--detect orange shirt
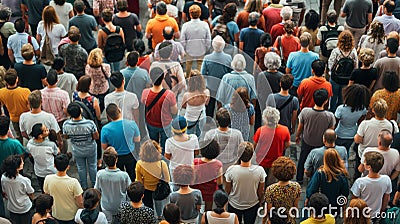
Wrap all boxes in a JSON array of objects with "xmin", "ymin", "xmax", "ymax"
[
  {"xmin": 145, "ymin": 14, "xmax": 179, "ymax": 49},
  {"xmin": 0, "ymin": 87, "xmax": 30, "ymax": 122},
  {"xmin": 297, "ymin": 76, "xmax": 333, "ymax": 110}
]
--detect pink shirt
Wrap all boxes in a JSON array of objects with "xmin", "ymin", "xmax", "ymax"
[
  {"xmin": 86, "ymin": 63, "xmax": 111, "ymax": 95},
  {"xmin": 40, "ymin": 87, "xmax": 71, "ymax": 122}
]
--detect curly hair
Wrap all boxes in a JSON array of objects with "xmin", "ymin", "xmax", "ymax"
[
  {"xmin": 173, "ymin": 165, "xmax": 194, "ymax": 186},
  {"xmin": 139, "ymin": 140, "xmax": 162, "ymax": 162},
  {"xmin": 337, "ymin": 30, "xmax": 354, "ymax": 52},
  {"xmin": 367, "ymin": 21, "xmax": 385, "ymax": 45},
  {"xmin": 343, "ymin": 84, "xmax": 370, "ymax": 112},
  {"xmin": 358, "ymin": 48, "xmax": 375, "ymax": 67},
  {"xmin": 87, "ymin": 48, "xmax": 103, "ymax": 68},
  {"xmin": 271, "ymin": 156, "xmax": 296, "ymax": 181}
]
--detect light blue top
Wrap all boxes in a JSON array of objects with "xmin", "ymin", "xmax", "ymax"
[
  {"xmin": 122, "ymin": 66, "xmax": 150, "ymax": 101},
  {"xmin": 216, "ymin": 71, "xmax": 257, "ymax": 105},
  {"xmin": 335, "ymin": 105, "xmax": 367, "ymax": 139},
  {"xmin": 287, "ymin": 51, "xmax": 319, "ymax": 87},
  {"xmin": 101, "ymin": 119, "xmax": 140, "ymax": 155},
  {"xmin": 7, "ymin": 32, "xmax": 40, "ymax": 63},
  {"xmin": 374, "ymin": 14, "xmax": 400, "ymax": 34},
  {"xmin": 201, "ymin": 51, "xmax": 232, "ymax": 92}
]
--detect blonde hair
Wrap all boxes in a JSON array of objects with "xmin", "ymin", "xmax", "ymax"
[
  {"xmin": 87, "ymin": 48, "xmax": 103, "ymax": 68},
  {"xmin": 321, "ymin": 148, "xmax": 348, "ymax": 182},
  {"xmin": 345, "ymin": 199, "xmax": 370, "ymax": 224},
  {"xmin": 372, "ymin": 98, "xmax": 388, "ymax": 118},
  {"xmin": 358, "ymin": 48, "xmax": 375, "ymax": 67}
]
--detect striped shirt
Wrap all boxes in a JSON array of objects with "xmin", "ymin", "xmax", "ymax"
[{"xmin": 41, "ymin": 87, "xmax": 71, "ymax": 122}]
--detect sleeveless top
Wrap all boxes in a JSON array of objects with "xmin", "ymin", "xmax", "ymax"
[
  {"xmin": 205, "ymin": 212, "xmax": 236, "ymax": 224},
  {"xmin": 185, "ymin": 104, "xmax": 205, "ymax": 122},
  {"xmin": 73, "ymin": 91, "xmax": 96, "ymax": 118}
]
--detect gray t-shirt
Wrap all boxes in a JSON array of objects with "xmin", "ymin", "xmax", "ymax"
[
  {"xmin": 57, "ymin": 72, "xmax": 78, "ymax": 101},
  {"xmin": 304, "ymin": 146, "xmax": 348, "ymax": 174},
  {"xmin": 298, "ymin": 108, "xmax": 335, "ymax": 147},
  {"xmin": 68, "ymin": 14, "xmax": 97, "ymax": 51},
  {"xmin": 342, "ymin": 0, "xmax": 373, "ymax": 28},
  {"xmin": 372, "ymin": 57, "xmax": 400, "ymax": 92},
  {"xmin": 19, "ymin": 111, "xmax": 60, "ymax": 137},
  {"xmin": 62, "ymin": 118, "xmax": 97, "ymax": 157},
  {"xmin": 27, "ymin": 139, "xmax": 58, "ymax": 177},
  {"xmin": 122, "ymin": 67, "xmax": 150, "ymax": 101},
  {"xmin": 170, "ymin": 189, "xmax": 203, "ymax": 221},
  {"xmin": 104, "ymin": 91, "xmax": 139, "ymax": 121},
  {"xmin": 21, "ymin": 0, "xmax": 49, "ymax": 24},
  {"xmin": 266, "ymin": 93, "xmax": 299, "ymax": 132}
]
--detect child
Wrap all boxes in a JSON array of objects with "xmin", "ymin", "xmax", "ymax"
[
  {"xmin": 1, "ymin": 155, "xmax": 35, "ymax": 223},
  {"xmin": 351, "ymin": 151, "xmax": 391, "ymax": 222},
  {"xmin": 224, "ymin": 87, "xmax": 255, "ymax": 141},
  {"xmin": 300, "ymin": 193, "xmax": 335, "ymax": 224},
  {"xmin": 27, "ymin": 123, "xmax": 59, "ymax": 192},
  {"xmin": 32, "ymin": 194, "xmax": 57, "ymax": 224},
  {"xmin": 75, "ymin": 188, "xmax": 107, "ymax": 224},
  {"xmin": 348, "ymin": 48, "xmax": 378, "ymax": 91}
]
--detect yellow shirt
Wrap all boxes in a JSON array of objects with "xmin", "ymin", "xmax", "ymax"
[
  {"xmin": 300, "ymin": 214, "xmax": 335, "ymax": 224},
  {"xmin": 135, "ymin": 160, "xmax": 170, "ymax": 191},
  {"xmin": 0, "ymin": 87, "xmax": 30, "ymax": 122}
]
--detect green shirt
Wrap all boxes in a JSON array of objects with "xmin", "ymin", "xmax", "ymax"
[{"xmin": 0, "ymin": 138, "xmax": 25, "ymax": 168}]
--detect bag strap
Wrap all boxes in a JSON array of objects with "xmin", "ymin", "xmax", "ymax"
[
  {"xmin": 102, "ymin": 27, "xmax": 111, "ymax": 35},
  {"xmin": 187, "ymin": 110, "xmax": 203, "ymax": 129},
  {"xmin": 205, "ymin": 211, "xmax": 209, "ymax": 224},
  {"xmin": 278, "ymin": 36, "xmax": 284, "ymax": 60},
  {"xmin": 390, "ymin": 120, "xmax": 395, "ymax": 136},
  {"xmin": 28, "ymin": 35, "xmax": 32, "ymax": 45},
  {"xmin": 145, "ymin": 89, "xmax": 167, "ymax": 115},
  {"xmin": 100, "ymin": 66, "xmax": 109, "ymax": 80},
  {"xmin": 160, "ymin": 161, "xmax": 164, "ymax": 179},
  {"xmin": 277, "ymin": 95, "xmax": 293, "ymax": 111}
]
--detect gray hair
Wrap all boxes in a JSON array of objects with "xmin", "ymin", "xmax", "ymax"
[
  {"xmin": 264, "ymin": 52, "xmax": 281, "ymax": 70},
  {"xmin": 0, "ymin": 7, "xmax": 12, "ymax": 20},
  {"xmin": 212, "ymin": 35, "xmax": 225, "ymax": 52},
  {"xmin": 262, "ymin": 106, "xmax": 280, "ymax": 128},
  {"xmin": 231, "ymin": 54, "xmax": 246, "ymax": 71},
  {"xmin": 280, "ymin": 6, "xmax": 293, "ymax": 21}
]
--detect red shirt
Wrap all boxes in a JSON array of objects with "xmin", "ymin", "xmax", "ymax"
[
  {"xmin": 141, "ymin": 88, "xmax": 177, "ymax": 128},
  {"xmin": 262, "ymin": 6, "xmax": 282, "ymax": 33},
  {"xmin": 272, "ymin": 35, "xmax": 300, "ymax": 61},
  {"xmin": 254, "ymin": 125, "xmax": 290, "ymax": 168},
  {"xmin": 297, "ymin": 76, "xmax": 333, "ymax": 110},
  {"xmin": 192, "ymin": 158, "xmax": 223, "ymax": 202},
  {"xmin": 138, "ymin": 55, "xmax": 150, "ymax": 72}
]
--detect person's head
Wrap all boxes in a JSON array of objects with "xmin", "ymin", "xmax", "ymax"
[
  {"xmin": 308, "ymin": 193, "xmax": 330, "ymax": 218},
  {"xmin": 304, "ymin": 9, "xmax": 319, "ymax": 31},
  {"xmin": 83, "ymin": 188, "xmax": 101, "ymax": 209},
  {"xmin": 386, "ymin": 37, "xmax": 399, "ymax": 54},
  {"xmin": 239, "ymin": 142, "xmax": 254, "ymax": 163},
  {"xmin": 31, "ymin": 123, "xmax": 49, "ymax": 140},
  {"xmin": 311, "ymin": 59, "xmax": 325, "ymax": 77},
  {"xmin": 5, "ymin": 68, "xmax": 18, "ymax": 86},
  {"xmin": 300, "ymin": 32, "xmax": 312, "ymax": 48},
  {"xmin": 264, "ymin": 52, "xmax": 281, "ymax": 71},
  {"xmin": 163, "ymin": 204, "xmax": 181, "ymax": 224},
  {"xmin": 87, "ymin": 48, "xmax": 103, "ymax": 67},
  {"xmin": 110, "ymin": 71, "xmax": 124, "ymax": 89},
  {"xmin": 21, "ymin": 43, "xmax": 34, "ymax": 61},
  {"xmin": 363, "ymin": 151, "xmax": 384, "ymax": 173},
  {"xmin": 200, "ymin": 139, "xmax": 219, "ymax": 160},
  {"xmin": 221, "ymin": 3, "xmax": 237, "ymax": 22},
  {"xmin": 126, "ymin": 51, "xmax": 139, "ymax": 67},
  {"xmin": 212, "ymin": 35, "xmax": 225, "ymax": 52},
  {"xmin": 173, "ymin": 165, "xmax": 194, "ymax": 186},
  {"xmin": 54, "ymin": 154, "xmax": 70, "ymax": 172},
  {"xmin": 271, "ymin": 156, "xmax": 296, "ymax": 181},
  {"xmin": 76, "ymin": 75, "xmax": 91, "ymax": 93},
  {"xmin": 127, "ymin": 181, "xmax": 145, "ymax": 203},
  {"xmin": 14, "ymin": 18, "xmax": 25, "ymax": 33},
  {"xmin": 28, "ymin": 90, "xmax": 42, "ymax": 109},
  {"xmin": 378, "ymin": 130, "xmax": 393, "ymax": 148},
  {"xmin": 2, "ymin": 155, "xmax": 23, "ymax": 179},
  {"xmin": 244, "ymin": 0, "xmax": 263, "ymax": 13},
  {"xmin": 188, "ymin": 70, "xmax": 206, "ymax": 92},
  {"xmin": 54, "ymin": 0, "xmax": 66, "ymax": 6},
  {"xmin": 0, "ymin": 6, "xmax": 11, "ymax": 21},
  {"xmin": 101, "ymin": 8, "xmax": 113, "ymax": 22},
  {"xmin": 338, "ymin": 30, "xmax": 355, "ymax": 52},
  {"xmin": 262, "ymin": 106, "xmax": 280, "ymax": 128},
  {"xmin": 326, "ymin": 9, "xmax": 337, "ymax": 24},
  {"xmin": 149, "ymin": 67, "xmax": 164, "ymax": 86},
  {"xmin": 67, "ymin": 102, "xmax": 82, "ymax": 119},
  {"xmin": 280, "ymin": 74, "xmax": 294, "ymax": 91},
  {"xmin": 388, "ymin": 31, "xmax": 400, "ymax": 42},
  {"xmin": 0, "ymin": 116, "xmax": 10, "ymax": 136},
  {"xmin": 283, "ymin": 20, "xmax": 295, "ymax": 35},
  {"xmin": 343, "ymin": 84, "xmax": 370, "ymax": 112},
  {"xmin": 358, "ymin": 48, "xmax": 375, "ymax": 67},
  {"xmin": 139, "ymin": 140, "xmax": 162, "ymax": 162},
  {"xmin": 162, "ymin": 26, "xmax": 174, "ymax": 40},
  {"xmin": 103, "ymin": 147, "xmax": 118, "ymax": 167},
  {"xmin": 189, "ymin": 4, "xmax": 201, "ymax": 19},
  {"xmin": 171, "ymin": 116, "xmax": 188, "ymax": 135},
  {"xmin": 156, "ymin": 1, "xmax": 168, "ymax": 15},
  {"xmin": 382, "ymin": 71, "xmax": 399, "ymax": 92},
  {"xmin": 372, "ymin": 98, "xmax": 388, "ymax": 118},
  {"xmin": 213, "ymin": 190, "xmax": 228, "ymax": 214},
  {"xmin": 313, "ymin": 88, "xmax": 329, "ymax": 107},
  {"xmin": 280, "ymin": 6, "xmax": 293, "ymax": 21},
  {"xmin": 323, "ymin": 148, "xmax": 348, "ymax": 182},
  {"xmin": 117, "ymin": 0, "xmax": 128, "ymax": 12},
  {"xmin": 248, "ymin": 12, "xmax": 260, "ymax": 27},
  {"xmin": 231, "ymin": 87, "xmax": 250, "ymax": 111},
  {"xmin": 368, "ymin": 21, "xmax": 385, "ymax": 44},
  {"xmin": 68, "ymin": 26, "xmax": 81, "ymax": 42},
  {"xmin": 52, "ymin": 57, "xmax": 65, "ymax": 71},
  {"xmin": 42, "ymin": 6, "xmax": 60, "ymax": 31},
  {"xmin": 216, "ymin": 108, "xmax": 231, "ymax": 128},
  {"xmin": 106, "ymin": 103, "xmax": 121, "ymax": 121},
  {"xmin": 33, "ymin": 194, "xmax": 54, "ymax": 217},
  {"xmin": 74, "ymin": 0, "xmax": 86, "ymax": 13},
  {"xmin": 231, "ymin": 54, "xmax": 246, "ymax": 71},
  {"xmin": 323, "ymin": 129, "xmax": 336, "ymax": 145},
  {"xmin": 271, "ymin": 0, "xmax": 280, "ymax": 3},
  {"xmin": 46, "ymin": 69, "xmax": 58, "ymax": 86},
  {"xmin": 133, "ymin": 39, "xmax": 146, "ymax": 55},
  {"xmin": 159, "ymin": 41, "xmax": 173, "ymax": 59},
  {"xmin": 260, "ymin": 33, "xmax": 272, "ymax": 48},
  {"xmin": 384, "ymin": 0, "xmax": 396, "ymax": 14},
  {"xmin": 345, "ymin": 199, "xmax": 370, "ymax": 224}
]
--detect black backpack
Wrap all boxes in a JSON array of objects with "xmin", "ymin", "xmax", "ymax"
[
  {"xmin": 73, "ymin": 100, "xmax": 100, "ymax": 129},
  {"xmin": 331, "ymin": 51, "xmax": 354, "ymax": 85},
  {"xmin": 320, "ymin": 25, "xmax": 341, "ymax": 58},
  {"xmin": 102, "ymin": 26, "xmax": 126, "ymax": 62}
]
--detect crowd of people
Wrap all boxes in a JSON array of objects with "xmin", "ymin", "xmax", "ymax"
[{"xmin": 1, "ymin": 0, "xmax": 400, "ymax": 223}]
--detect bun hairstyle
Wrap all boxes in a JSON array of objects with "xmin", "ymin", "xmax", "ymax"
[{"xmin": 213, "ymin": 190, "xmax": 228, "ymax": 214}]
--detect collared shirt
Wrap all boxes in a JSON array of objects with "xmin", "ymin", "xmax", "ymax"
[
  {"xmin": 7, "ymin": 32, "xmax": 40, "ymax": 63},
  {"xmin": 154, "ymin": 40, "xmax": 185, "ymax": 62},
  {"xmin": 374, "ymin": 14, "xmax": 400, "ymax": 34},
  {"xmin": 41, "ymin": 87, "xmax": 71, "ymax": 122},
  {"xmin": 180, "ymin": 19, "xmax": 211, "ymax": 57}
]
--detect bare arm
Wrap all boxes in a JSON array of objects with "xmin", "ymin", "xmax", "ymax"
[
  {"xmin": 249, "ymin": 114, "xmax": 255, "ymax": 125},
  {"xmin": 135, "ymin": 24, "xmax": 142, "ymax": 32},
  {"xmin": 391, "ymin": 170, "xmax": 400, "ymax": 180},
  {"xmin": 369, "ymin": 80, "xmax": 376, "ymax": 91},
  {"xmin": 367, "ymin": 13, "xmax": 373, "ymax": 26},
  {"xmin": 170, "ymin": 104, "xmax": 178, "ymax": 116},
  {"xmin": 92, "ymin": 131, "xmax": 99, "ymax": 140},
  {"xmin": 291, "ymin": 110, "xmax": 297, "ymax": 134},
  {"xmin": 257, "ymin": 182, "xmax": 265, "ymax": 206},
  {"xmin": 239, "ymin": 41, "xmax": 244, "ymax": 51},
  {"xmin": 69, "ymin": 10, "xmax": 74, "ymax": 18},
  {"xmin": 286, "ymin": 67, "xmax": 292, "ymax": 74},
  {"xmin": 101, "ymin": 143, "xmax": 109, "ymax": 150},
  {"xmin": 75, "ymin": 194, "xmax": 84, "ymax": 208},
  {"xmin": 225, "ymin": 181, "xmax": 232, "ymax": 194},
  {"xmin": 8, "ymin": 49, "xmax": 14, "ymax": 63},
  {"xmin": 133, "ymin": 136, "xmax": 140, "ymax": 143},
  {"xmin": 394, "ymin": 191, "xmax": 400, "ymax": 205},
  {"xmin": 21, "ymin": 131, "xmax": 29, "ymax": 139},
  {"xmin": 295, "ymin": 122, "xmax": 304, "ymax": 144},
  {"xmin": 381, "ymin": 194, "xmax": 390, "ymax": 212},
  {"xmin": 354, "ymin": 134, "xmax": 363, "ymax": 144},
  {"xmin": 341, "ymin": 12, "xmax": 347, "ymax": 17},
  {"xmin": 358, "ymin": 163, "xmax": 365, "ymax": 173},
  {"xmin": 93, "ymin": 98, "xmax": 101, "ymax": 121}
]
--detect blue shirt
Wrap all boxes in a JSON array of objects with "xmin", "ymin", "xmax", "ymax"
[
  {"xmin": 335, "ymin": 105, "xmax": 367, "ymax": 139},
  {"xmin": 374, "ymin": 14, "xmax": 400, "ymax": 34},
  {"xmin": 201, "ymin": 51, "xmax": 232, "ymax": 92},
  {"xmin": 216, "ymin": 71, "xmax": 257, "ymax": 105},
  {"xmin": 211, "ymin": 16, "xmax": 239, "ymax": 45},
  {"xmin": 122, "ymin": 66, "xmax": 150, "ymax": 101},
  {"xmin": 239, "ymin": 27, "xmax": 264, "ymax": 59},
  {"xmin": 7, "ymin": 33, "xmax": 40, "ymax": 63},
  {"xmin": 101, "ymin": 119, "xmax": 140, "ymax": 155},
  {"xmin": 287, "ymin": 51, "xmax": 319, "ymax": 87}
]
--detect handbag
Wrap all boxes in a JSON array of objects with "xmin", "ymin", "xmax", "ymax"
[{"xmin": 153, "ymin": 161, "xmax": 171, "ymax": 200}]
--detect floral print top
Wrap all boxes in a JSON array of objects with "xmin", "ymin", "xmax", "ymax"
[{"xmin": 85, "ymin": 63, "xmax": 111, "ymax": 95}]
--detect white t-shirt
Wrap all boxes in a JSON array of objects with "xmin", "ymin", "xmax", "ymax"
[
  {"xmin": 165, "ymin": 134, "xmax": 199, "ymax": 176},
  {"xmin": 19, "ymin": 111, "xmax": 60, "ymax": 137},
  {"xmin": 27, "ymin": 139, "xmax": 58, "ymax": 177},
  {"xmin": 75, "ymin": 209, "xmax": 108, "ymax": 224},
  {"xmin": 1, "ymin": 174, "xmax": 35, "ymax": 213},
  {"xmin": 37, "ymin": 21, "xmax": 67, "ymax": 55},
  {"xmin": 104, "ymin": 91, "xmax": 139, "ymax": 121},
  {"xmin": 204, "ymin": 128, "xmax": 244, "ymax": 164},
  {"xmin": 49, "ymin": 1, "xmax": 73, "ymax": 31},
  {"xmin": 361, "ymin": 147, "xmax": 400, "ymax": 176},
  {"xmin": 351, "ymin": 175, "xmax": 391, "ymax": 218}
]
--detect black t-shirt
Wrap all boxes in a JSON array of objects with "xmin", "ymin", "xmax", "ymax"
[
  {"xmin": 349, "ymin": 68, "xmax": 378, "ymax": 88},
  {"xmin": 14, "ymin": 63, "xmax": 47, "ymax": 91},
  {"xmin": 261, "ymin": 71, "xmax": 283, "ymax": 93},
  {"xmin": 113, "ymin": 13, "xmax": 140, "ymax": 51},
  {"xmin": 183, "ymin": 2, "xmax": 210, "ymax": 21}
]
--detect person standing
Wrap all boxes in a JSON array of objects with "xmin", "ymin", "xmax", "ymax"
[
  {"xmin": 21, "ymin": 0, "xmax": 49, "ymax": 38},
  {"xmin": 341, "ymin": 0, "xmax": 373, "ymax": 46}
]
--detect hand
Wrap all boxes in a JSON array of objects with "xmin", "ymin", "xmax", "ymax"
[{"xmin": 295, "ymin": 135, "xmax": 301, "ymax": 144}]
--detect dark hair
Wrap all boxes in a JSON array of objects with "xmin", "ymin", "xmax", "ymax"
[
  {"xmin": 117, "ymin": 0, "xmax": 128, "ymax": 12},
  {"xmin": 2, "ymin": 155, "xmax": 22, "ymax": 179},
  {"xmin": 46, "ymin": 69, "xmax": 58, "ymax": 86},
  {"xmin": 239, "ymin": 142, "xmax": 254, "ymax": 162},
  {"xmin": 280, "ymin": 74, "xmax": 294, "ymax": 90},
  {"xmin": 200, "ymin": 140, "xmax": 219, "ymax": 159},
  {"xmin": 133, "ymin": 39, "xmax": 146, "ymax": 55},
  {"xmin": 156, "ymin": 1, "xmax": 167, "ymax": 15},
  {"xmin": 54, "ymin": 0, "xmax": 66, "ymax": 5},
  {"xmin": 74, "ymin": 0, "xmax": 85, "ymax": 13},
  {"xmin": 213, "ymin": 190, "xmax": 228, "ymax": 215},
  {"xmin": 364, "ymin": 151, "xmax": 384, "ymax": 173},
  {"xmin": 326, "ymin": 10, "xmax": 338, "ymax": 23},
  {"xmin": 216, "ymin": 108, "xmax": 231, "ymax": 127},
  {"xmin": 31, "ymin": 123, "xmax": 44, "ymax": 139},
  {"xmin": 313, "ymin": 88, "xmax": 329, "ymax": 107},
  {"xmin": 343, "ymin": 84, "xmax": 370, "ymax": 112},
  {"xmin": 382, "ymin": 71, "xmax": 399, "ymax": 92},
  {"xmin": 304, "ymin": 9, "xmax": 319, "ymax": 31},
  {"xmin": 101, "ymin": 9, "xmax": 113, "ymax": 22},
  {"xmin": 106, "ymin": 103, "xmax": 120, "ymax": 120},
  {"xmin": 311, "ymin": 59, "xmax": 325, "ymax": 77},
  {"xmin": 110, "ymin": 71, "xmax": 124, "ymax": 88},
  {"xmin": 77, "ymin": 75, "xmax": 91, "ymax": 93},
  {"xmin": 5, "ymin": 68, "xmax": 18, "ymax": 86},
  {"xmin": 14, "ymin": 18, "xmax": 25, "ymax": 33},
  {"xmin": 387, "ymin": 38, "xmax": 399, "ymax": 54},
  {"xmin": 173, "ymin": 165, "xmax": 194, "ymax": 186},
  {"xmin": 219, "ymin": 3, "xmax": 237, "ymax": 24},
  {"xmin": 33, "ymin": 194, "xmax": 54, "ymax": 217},
  {"xmin": 159, "ymin": 41, "xmax": 172, "ymax": 59},
  {"xmin": 384, "ymin": 0, "xmax": 396, "ymax": 13},
  {"xmin": 309, "ymin": 193, "xmax": 330, "ymax": 218},
  {"xmin": 54, "ymin": 154, "xmax": 70, "ymax": 172},
  {"xmin": 163, "ymin": 203, "xmax": 181, "ymax": 224},
  {"xmin": 127, "ymin": 181, "xmax": 145, "ymax": 203},
  {"xmin": 150, "ymin": 67, "xmax": 164, "ymax": 86},
  {"xmin": 52, "ymin": 57, "xmax": 65, "ymax": 71},
  {"xmin": 103, "ymin": 147, "xmax": 118, "ymax": 167},
  {"xmin": 260, "ymin": 33, "xmax": 272, "ymax": 47},
  {"xmin": 0, "ymin": 116, "xmax": 10, "ymax": 136},
  {"xmin": 126, "ymin": 51, "xmax": 139, "ymax": 67},
  {"xmin": 83, "ymin": 188, "xmax": 101, "ymax": 209},
  {"xmin": 67, "ymin": 102, "xmax": 82, "ymax": 118},
  {"xmin": 163, "ymin": 26, "xmax": 174, "ymax": 40}
]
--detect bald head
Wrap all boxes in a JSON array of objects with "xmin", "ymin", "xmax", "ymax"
[
  {"xmin": 388, "ymin": 31, "xmax": 400, "ymax": 42},
  {"xmin": 323, "ymin": 129, "xmax": 337, "ymax": 144},
  {"xmin": 163, "ymin": 26, "xmax": 174, "ymax": 40},
  {"xmin": 379, "ymin": 130, "xmax": 393, "ymax": 148}
]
